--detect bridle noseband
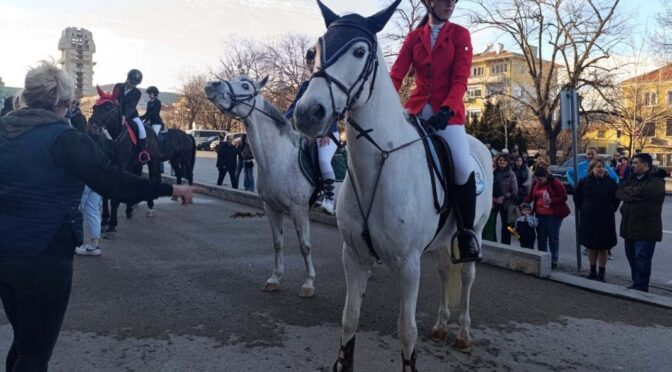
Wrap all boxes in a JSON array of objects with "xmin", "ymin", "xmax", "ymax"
[{"xmin": 213, "ymin": 78, "xmax": 288, "ymax": 127}]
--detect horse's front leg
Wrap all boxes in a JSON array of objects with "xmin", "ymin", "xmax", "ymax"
[
  {"xmin": 101, "ymin": 197, "xmax": 110, "ymax": 226},
  {"xmin": 262, "ymin": 204, "xmax": 284, "ymax": 292},
  {"xmin": 432, "ymin": 246, "xmax": 454, "ymax": 342},
  {"xmin": 397, "ymin": 254, "xmax": 421, "ymax": 372},
  {"xmin": 455, "ymin": 261, "xmax": 476, "ymax": 352},
  {"xmin": 334, "ymin": 244, "xmax": 372, "ymax": 372},
  {"xmin": 107, "ymin": 199, "xmax": 120, "ymax": 233},
  {"xmin": 289, "ymin": 206, "xmax": 315, "ymax": 298}
]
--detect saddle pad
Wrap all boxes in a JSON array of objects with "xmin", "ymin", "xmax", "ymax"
[
  {"xmin": 470, "ymin": 153, "xmax": 486, "ymax": 196},
  {"xmin": 299, "ymin": 137, "xmax": 347, "ymax": 187}
]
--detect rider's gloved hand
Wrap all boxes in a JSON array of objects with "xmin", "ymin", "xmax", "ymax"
[{"xmin": 425, "ymin": 107, "xmax": 454, "ymax": 131}]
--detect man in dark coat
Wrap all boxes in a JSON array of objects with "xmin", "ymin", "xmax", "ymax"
[
  {"xmin": 216, "ymin": 135, "xmax": 239, "ymax": 188},
  {"xmin": 616, "ymin": 153, "xmax": 666, "ymax": 292}
]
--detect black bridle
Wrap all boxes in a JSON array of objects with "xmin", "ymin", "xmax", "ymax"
[
  {"xmin": 311, "ymin": 23, "xmax": 379, "ymax": 123},
  {"xmin": 311, "ymin": 22, "xmax": 433, "ymax": 263},
  {"xmin": 90, "ymin": 102, "xmax": 122, "ymax": 140},
  {"xmin": 214, "ymin": 78, "xmax": 286, "ymax": 126}
]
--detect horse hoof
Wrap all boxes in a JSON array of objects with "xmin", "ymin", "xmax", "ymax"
[
  {"xmin": 454, "ymin": 337, "xmax": 472, "ymax": 352},
  {"xmin": 146, "ymin": 210, "xmax": 154, "ymax": 217},
  {"xmin": 262, "ymin": 282, "xmax": 280, "ymax": 292},
  {"xmin": 298, "ymin": 287, "xmax": 315, "ymax": 298},
  {"xmin": 431, "ymin": 328, "xmax": 449, "ymax": 342}
]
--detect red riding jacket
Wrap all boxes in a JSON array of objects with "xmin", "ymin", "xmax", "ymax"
[{"xmin": 390, "ymin": 22, "xmax": 473, "ymax": 126}]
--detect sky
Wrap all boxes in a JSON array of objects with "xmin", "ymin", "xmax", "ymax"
[{"xmin": 0, "ymin": 0, "xmax": 666, "ymax": 92}]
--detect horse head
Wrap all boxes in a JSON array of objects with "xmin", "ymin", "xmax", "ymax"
[
  {"xmin": 292, "ymin": 0, "xmax": 400, "ymax": 137},
  {"xmin": 89, "ymin": 86, "xmax": 122, "ymax": 138},
  {"xmin": 204, "ymin": 75, "xmax": 269, "ymax": 121}
]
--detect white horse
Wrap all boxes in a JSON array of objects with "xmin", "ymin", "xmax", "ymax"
[
  {"xmin": 292, "ymin": 1, "xmax": 493, "ymax": 371},
  {"xmin": 204, "ymin": 76, "xmax": 318, "ymax": 298}
]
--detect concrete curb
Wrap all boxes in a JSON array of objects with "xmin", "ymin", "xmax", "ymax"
[
  {"xmin": 481, "ymin": 242, "xmax": 551, "ymax": 278},
  {"xmin": 549, "ymin": 272, "xmax": 672, "ymax": 309}
]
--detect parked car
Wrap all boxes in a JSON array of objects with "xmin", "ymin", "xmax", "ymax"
[
  {"xmin": 196, "ymin": 136, "xmax": 219, "ymax": 151},
  {"xmin": 549, "ymin": 153, "xmax": 611, "ymax": 193}
]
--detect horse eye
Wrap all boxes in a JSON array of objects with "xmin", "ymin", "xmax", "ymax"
[
  {"xmin": 242, "ymin": 83, "xmax": 250, "ymax": 90},
  {"xmin": 353, "ymin": 47, "xmax": 366, "ymax": 58}
]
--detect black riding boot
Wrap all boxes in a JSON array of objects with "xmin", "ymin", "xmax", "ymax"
[
  {"xmin": 453, "ymin": 172, "xmax": 480, "ymax": 262},
  {"xmin": 321, "ymin": 179, "xmax": 336, "ymax": 215}
]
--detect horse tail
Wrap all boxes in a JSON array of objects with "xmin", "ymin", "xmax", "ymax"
[
  {"xmin": 447, "ymin": 243, "xmax": 462, "ymax": 307},
  {"xmin": 190, "ymin": 134, "xmax": 196, "ymax": 172}
]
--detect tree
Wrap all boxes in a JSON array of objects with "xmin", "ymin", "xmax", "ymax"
[
  {"xmin": 467, "ymin": 0, "xmax": 625, "ymax": 164},
  {"xmin": 653, "ymin": 3, "xmax": 672, "ymax": 62},
  {"xmin": 179, "ymin": 74, "xmax": 209, "ymax": 129},
  {"xmin": 467, "ymin": 100, "xmax": 527, "ymax": 152}
]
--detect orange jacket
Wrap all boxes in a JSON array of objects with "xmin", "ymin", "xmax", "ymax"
[{"xmin": 390, "ymin": 22, "xmax": 472, "ymax": 126}]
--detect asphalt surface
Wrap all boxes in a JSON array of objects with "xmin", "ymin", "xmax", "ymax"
[
  {"xmin": 1, "ymin": 193, "xmax": 671, "ymax": 371},
  {"xmin": 176, "ymin": 151, "xmax": 672, "ymax": 292}
]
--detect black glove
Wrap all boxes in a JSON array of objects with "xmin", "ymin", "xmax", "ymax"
[{"xmin": 425, "ymin": 107, "xmax": 454, "ymax": 131}]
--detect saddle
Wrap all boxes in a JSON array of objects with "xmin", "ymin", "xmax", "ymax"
[
  {"xmin": 299, "ymin": 137, "xmax": 347, "ymax": 206},
  {"xmin": 123, "ymin": 117, "xmax": 150, "ymax": 164},
  {"xmin": 409, "ymin": 117, "xmax": 453, "ymax": 233}
]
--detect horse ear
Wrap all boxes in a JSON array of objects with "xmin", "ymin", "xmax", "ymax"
[
  {"xmin": 96, "ymin": 85, "xmax": 105, "ymax": 97},
  {"xmin": 316, "ymin": 0, "xmax": 340, "ymax": 28},
  {"xmin": 258, "ymin": 76, "xmax": 269, "ymax": 89},
  {"xmin": 366, "ymin": 0, "xmax": 402, "ymax": 33}
]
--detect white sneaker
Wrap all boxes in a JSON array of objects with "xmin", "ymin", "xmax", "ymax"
[
  {"xmin": 76, "ymin": 244, "xmax": 101, "ymax": 256},
  {"xmin": 321, "ymin": 198, "xmax": 335, "ymax": 215}
]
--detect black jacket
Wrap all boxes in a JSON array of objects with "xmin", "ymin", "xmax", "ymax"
[
  {"xmin": 217, "ymin": 141, "xmax": 239, "ymax": 168},
  {"xmin": 113, "ymin": 83, "xmax": 141, "ymax": 120},
  {"xmin": 616, "ymin": 171, "xmax": 666, "ymax": 242},
  {"xmin": 574, "ymin": 175, "xmax": 620, "ymax": 249},
  {"xmin": 141, "ymin": 98, "xmax": 163, "ymax": 125}
]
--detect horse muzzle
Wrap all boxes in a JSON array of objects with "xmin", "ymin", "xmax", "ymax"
[{"xmin": 293, "ymin": 100, "xmax": 330, "ymax": 138}]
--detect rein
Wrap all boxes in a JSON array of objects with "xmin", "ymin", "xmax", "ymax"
[{"xmin": 217, "ymin": 79, "xmax": 287, "ymax": 127}]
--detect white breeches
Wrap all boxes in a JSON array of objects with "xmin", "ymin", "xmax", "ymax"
[
  {"xmin": 132, "ymin": 117, "xmax": 147, "ymax": 139},
  {"xmin": 318, "ymin": 132, "xmax": 339, "ymax": 180},
  {"xmin": 152, "ymin": 124, "xmax": 162, "ymax": 135},
  {"xmin": 420, "ymin": 104, "xmax": 472, "ymax": 185}
]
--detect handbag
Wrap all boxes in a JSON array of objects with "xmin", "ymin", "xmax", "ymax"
[{"xmin": 506, "ymin": 203, "xmax": 521, "ymax": 225}]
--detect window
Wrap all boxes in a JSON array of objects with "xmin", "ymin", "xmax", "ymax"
[
  {"xmin": 467, "ymin": 109, "xmax": 481, "ymax": 118},
  {"xmin": 490, "ymin": 63, "xmax": 507, "ymax": 74},
  {"xmin": 617, "ymin": 130, "xmax": 622, "ymax": 138},
  {"xmin": 667, "ymin": 119, "xmax": 672, "ymax": 136},
  {"xmin": 597, "ymin": 130, "xmax": 606, "ymax": 139},
  {"xmin": 642, "ymin": 122, "xmax": 656, "ymax": 137},
  {"xmin": 472, "ymin": 67, "xmax": 484, "ymax": 76},
  {"xmin": 467, "ymin": 87, "xmax": 482, "ymax": 98},
  {"xmin": 644, "ymin": 92, "xmax": 657, "ymax": 106},
  {"xmin": 668, "ymin": 91, "xmax": 672, "ymax": 105}
]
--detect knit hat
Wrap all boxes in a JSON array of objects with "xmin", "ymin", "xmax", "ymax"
[{"xmin": 519, "ymin": 203, "xmax": 531, "ymax": 212}]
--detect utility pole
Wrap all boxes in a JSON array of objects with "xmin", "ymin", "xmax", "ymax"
[{"xmin": 561, "ymin": 89, "xmax": 581, "ymax": 271}]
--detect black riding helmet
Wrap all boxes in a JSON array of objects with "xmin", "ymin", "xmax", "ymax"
[
  {"xmin": 146, "ymin": 86, "xmax": 159, "ymax": 95},
  {"xmin": 305, "ymin": 47, "xmax": 316, "ymax": 63},
  {"xmin": 421, "ymin": 0, "xmax": 458, "ymax": 23},
  {"xmin": 127, "ymin": 69, "xmax": 143, "ymax": 85}
]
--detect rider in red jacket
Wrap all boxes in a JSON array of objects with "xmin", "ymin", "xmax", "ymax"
[{"xmin": 391, "ymin": 0, "xmax": 478, "ymax": 259}]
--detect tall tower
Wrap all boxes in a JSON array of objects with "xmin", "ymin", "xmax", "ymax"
[{"xmin": 58, "ymin": 27, "xmax": 96, "ymax": 98}]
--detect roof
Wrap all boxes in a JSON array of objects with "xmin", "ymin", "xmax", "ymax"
[
  {"xmin": 622, "ymin": 64, "xmax": 672, "ymax": 84},
  {"xmin": 472, "ymin": 50, "xmax": 559, "ymax": 67}
]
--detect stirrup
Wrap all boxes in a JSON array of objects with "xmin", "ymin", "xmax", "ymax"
[
  {"xmin": 401, "ymin": 349, "xmax": 418, "ymax": 372},
  {"xmin": 138, "ymin": 150, "xmax": 151, "ymax": 164},
  {"xmin": 333, "ymin": 337, "xmax": 355, "ymax": 372},
  {"xmin": 450, "ymin": 229, "xmax": 482, "ymax": 264}
]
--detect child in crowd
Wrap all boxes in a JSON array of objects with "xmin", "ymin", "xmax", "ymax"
[{"xmin": 514, "ymin": 203, "xmax": 538, "ymax": 249}]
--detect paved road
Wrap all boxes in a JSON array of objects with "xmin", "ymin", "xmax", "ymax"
[
  {"xmin": 2, "ymin": 193, "xmax": 670, "ymax": 371},
  {"xmin": 175, "ymin": 152, "xmax": 672, "ymax": 291}
]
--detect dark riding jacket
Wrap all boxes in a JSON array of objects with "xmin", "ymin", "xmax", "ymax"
[
  {"xmin": 0, "ymin": 108, "xmax": 173, "ymax": 257},
  {"xmin": 141, "ymin": 98, "xmax": 164, "ymax": 126},
  {"xmin": 113, "ymin": 83, "xmax": 141, "ymax": 121}
]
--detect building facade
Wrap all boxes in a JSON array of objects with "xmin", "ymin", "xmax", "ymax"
[
  {"xmin": 583, "ymin": 64, "xmax": 672, "ymax": 166},
  {"xmin": 58, "ymin": 27, "xmax": 96, "ymax": 98}
]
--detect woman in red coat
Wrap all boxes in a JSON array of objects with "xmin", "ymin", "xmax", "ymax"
[{"xmin": 391, "ymin": 0, "xmax": 478, "ymax": 257}]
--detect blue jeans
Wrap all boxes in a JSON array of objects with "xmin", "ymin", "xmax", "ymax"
[
  {"xmin": 624, "ymin": 240, "xmax": 656, "ymax": 292},
  {"xmin": 236, "ymin": 158, "xmax": 244, "ymax": 181},
  {"xmin": 536, "ymin": 215, "xmax": 562, "ymax": 263},
  {"xmin": 243, "ymin": 164, "xmax": 255, "ymax": 192},
  {"xmin": 81, "ymin": 186, "xmax": 102, "ymax": 240}
]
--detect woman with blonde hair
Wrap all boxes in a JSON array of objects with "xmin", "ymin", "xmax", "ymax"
[
  {"xmin": 0, "ymin": 61, "xmax": 199, "ymax": 371},
  {"xmin": 573, "ymin": 158, "xmax": 620, "ymax": 281}
]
